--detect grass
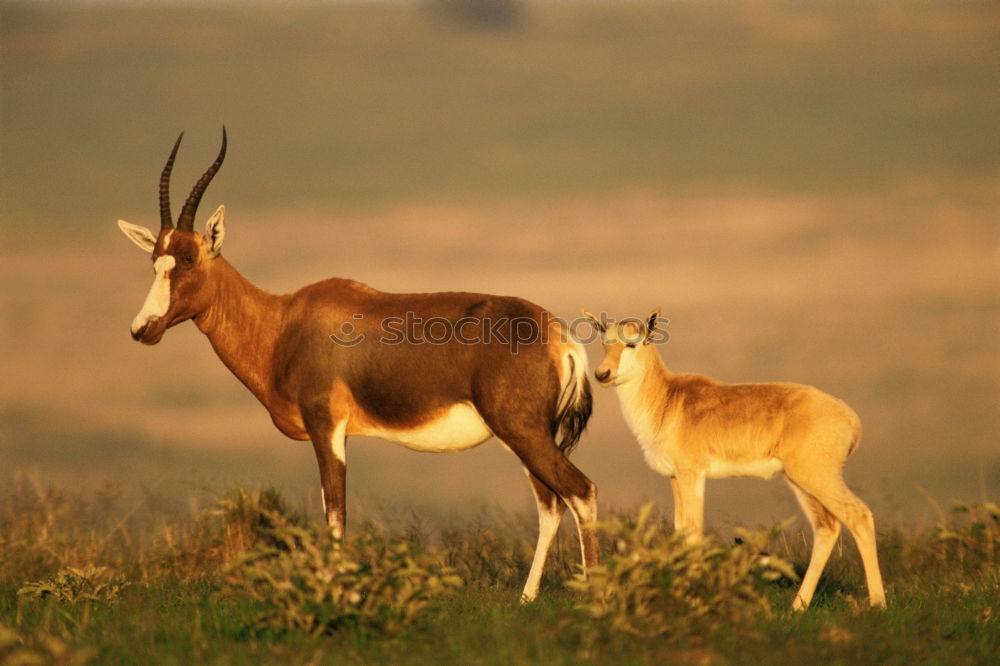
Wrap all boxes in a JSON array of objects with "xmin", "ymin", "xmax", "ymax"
[{"xmin": 1, "ymin": 477, "xmax": 997, "ymax": 665}]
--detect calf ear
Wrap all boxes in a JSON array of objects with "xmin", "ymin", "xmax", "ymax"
[
  {"xmin": 117, "ymin": 219, "xmax": 156, "ymax": 252},
  {"xmin": 205, "ymin": 205, "xmax": 225, "ymax": 256},
  {"xmin": 645, "ymin": 307, "xmax": 662, "ymax": 342}
]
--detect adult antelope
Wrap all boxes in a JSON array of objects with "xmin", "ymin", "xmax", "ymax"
[
  {"xmin": 117, "ymin": 129, "xmax": 599, "ymax": 600},
  {"xmin": 581, "ymin": 308, "xmax": 886, "ymax": 610}
]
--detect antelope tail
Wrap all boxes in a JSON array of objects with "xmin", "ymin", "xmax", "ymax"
[{"xmin": 554, "ymin": 340, "xmax": 592, "ymax": 456}]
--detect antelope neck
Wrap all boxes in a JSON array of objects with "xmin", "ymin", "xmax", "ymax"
[{"xmin": 194, "ymin": 258, "xmax": 290, "ymax": 404}]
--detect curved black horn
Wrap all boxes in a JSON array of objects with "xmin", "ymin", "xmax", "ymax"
[
  {"xmin": 159, "ymin": 132, "xmax": 184, "ymax": 230},
  {"xmin": 177, "ymin": 126, "xmax": 227, "ymax": 231}
]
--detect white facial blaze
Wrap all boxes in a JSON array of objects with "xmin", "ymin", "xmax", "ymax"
[
  {"xmin": 131, "ymin": 255, "xmax": 176, "ymax": 334},
  {"xmin": 611, "ymin": 346, "xmax": 640, "ymax": 384}
]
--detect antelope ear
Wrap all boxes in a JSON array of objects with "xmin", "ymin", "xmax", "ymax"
[
  {"xmin": 117, "ymin": 219, "xmax": 156, "ymax": 253},
  {"xmin": 645, "ymin": 307, "xmax": 662, "ymax": 341},
  {"xmin": 581, "ymin": 309, "xmax": 607, "ymax": 333},
  {"xmin": 205, "ymin": 205, "xmax": 225, "ymax": 256}
]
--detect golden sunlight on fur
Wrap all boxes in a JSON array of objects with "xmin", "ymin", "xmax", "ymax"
[{"xmin": 583, "ymin": 308, "xmax": 886, "ymax": 610}]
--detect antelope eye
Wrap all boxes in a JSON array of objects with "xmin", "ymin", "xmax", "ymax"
[
  {"xmin": 625, "ymin": 342, "xmax": 637, "ymax": 349},
  {"xmin": 182, "ymin": 254, "xmax": 195, "ymax": 265}
]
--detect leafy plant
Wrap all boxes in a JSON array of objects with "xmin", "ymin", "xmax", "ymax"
[
  {"xmin": 226, "ymin": 512, "xmax": 463, "ymax": 636},
  {"xmin": 934, "ymin": 501, "xmax": 999, "ymax": 570},
  {"xmin": 17, "ymin": 566, "xmax": 128, "ymax": 605},
  {"xmin": 567, "ymin": 504, "xmax": 797, "ymax": 640}
]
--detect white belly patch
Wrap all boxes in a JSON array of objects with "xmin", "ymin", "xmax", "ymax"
[
  {"xmin": 706, "ymin": 457, "xmax": 784, "ymax": 480},
  {"xmin": 360, "ymin": 402, "xmax": 493, "ymax": 453}
]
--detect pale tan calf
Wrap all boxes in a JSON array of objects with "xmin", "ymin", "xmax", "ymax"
[{"xmin": 583, "ymin": 308, "xmax": 886, "ymax": 610}]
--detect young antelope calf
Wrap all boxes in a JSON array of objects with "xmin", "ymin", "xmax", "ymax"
[{"xmin": 582, "ymin": 308, "xmax": 886, "ymax": 610}]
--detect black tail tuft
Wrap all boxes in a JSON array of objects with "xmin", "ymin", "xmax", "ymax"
[{"xmin": 556, "ymin": 360, "xmax": 592, "ymax": 456}]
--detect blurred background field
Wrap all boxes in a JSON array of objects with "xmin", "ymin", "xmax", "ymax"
[{"xmin": 1, "ymin": 0, "xmax": 997, "ymax": 532}]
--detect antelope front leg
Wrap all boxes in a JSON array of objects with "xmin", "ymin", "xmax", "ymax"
[{"xmin": 309, "ymin": 418, "xmax": 348, "ymax": 539}]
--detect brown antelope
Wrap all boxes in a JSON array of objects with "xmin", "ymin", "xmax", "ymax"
[
  {"xmin": 117, "ymin": 129, "xmax": 599, "ymax": 600},
  {"xmin": 582, "ymin": 308, "xmax": 886, "ymax": 610}
]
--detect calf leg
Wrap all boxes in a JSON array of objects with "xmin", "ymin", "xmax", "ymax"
[
  {"xmin": 674, "ymin": 469, "xmax": 706, "ymax": 540},
  {"xmin": 787, "ymin": 470, "xmax": 886, "ymax": 608},
  {"xmin": 670, "ymin": 476, "xmax": 683, "ymax": 533},
  {"xmin": 787, "ymin": 480, "xmax": 842, "ymax": 610}
]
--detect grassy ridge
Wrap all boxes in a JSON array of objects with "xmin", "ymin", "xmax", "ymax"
[{"xmin": 2, "ymin": 478, "xmax": 997, "ymax": 664}]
